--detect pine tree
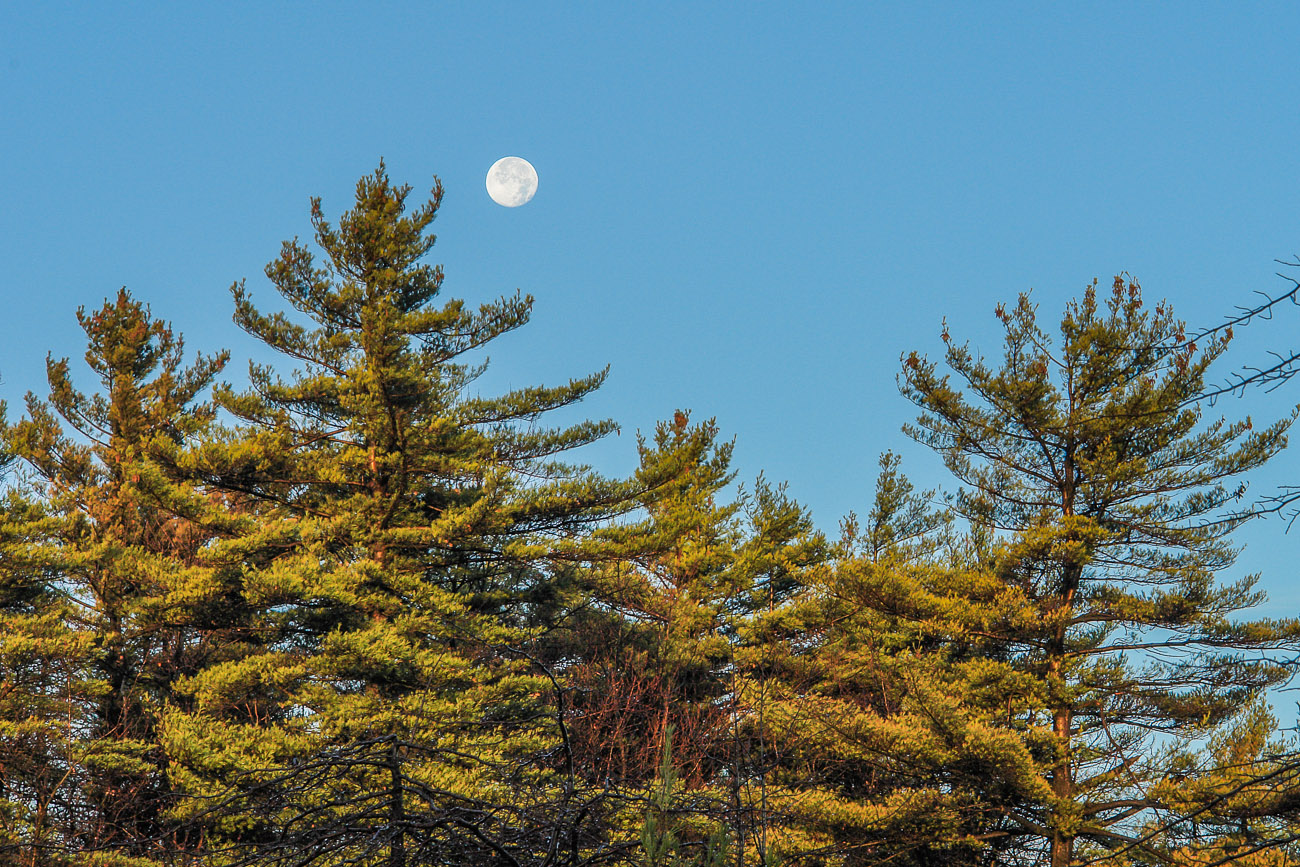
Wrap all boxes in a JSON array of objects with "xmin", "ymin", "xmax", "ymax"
[
  {"xmin": 1, "ymin": 289, "xmax": 229, "ymax": 864},
  {"xmin": 639, "ymin": 727, "xmax": 732, "ymax": 867},
  {"xmin": 744, "ymin": 456, "xmax": 1014, "ymax": 867},
  {"xmin": 559, "ymin": 411, "xmax": 833, "ymax": 866},
  {"xmin": 0, "ymin": 485, "xmax": 99, "ymax": 867},
  {"xmin": 565, "ymin": 412, "xmax": 743, "ymax": 790},
  {"xmin": 161, "ymin": 163, "xmax": 645, "ymax": 866},
  {"xmin": 889, "ymin": 277, "xmax": 1300, "ymax": 865},
  {"xmin": 1159, "ymin": 702, "xmax": 1300, "ymax": 865}
]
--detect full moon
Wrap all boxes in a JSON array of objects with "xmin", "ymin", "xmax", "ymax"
[{"xmin": 485, "ymin": 156, "xmax": 538, "ymax": 207}]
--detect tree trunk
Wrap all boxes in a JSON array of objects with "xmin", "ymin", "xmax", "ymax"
[
  {"xmin": 1048, "ymin": 559, "xmax": 1081, "ymax": 867},
  {"xmin": 389, "ymin": 739, "xmax": 405, "ymax": 867},
  {"xmin": 1050, "ymin": 448, "xmax": 1078, "ymax": 867},
  {"xmin": 1049, "ymin": 698, "xmax": 1073, "ymax": 867}
]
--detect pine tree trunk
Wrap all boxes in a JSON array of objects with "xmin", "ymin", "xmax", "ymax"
[
  {"xmin": 1049, "ymin": 701, "xmax": 1073, "ymax": 867},
  {"xmin": 1048, "ymin": 558, "xmax": 1081, "ymax": 867},
  {"xmin": 1051, "ymin": 449, "xmax": 1078, "ymax": 867},
  {"xmin": 389, "ymin": 739, "xmax": 405, "ymax": 867}
]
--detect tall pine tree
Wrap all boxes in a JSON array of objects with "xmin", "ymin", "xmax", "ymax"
[
  {"xmin": 745, "ymin": 455, "xmax": 1014, "ymax": 867},
  {"xmin": 0, "ymin": 485, "xmax": 99, "ymax": 867},
  {"xmin": 2, "ymin": 289, "xmax": 229, "ymax": 865},
  {"xmin": 162, "ymin": 163, "xmax": 646, "ymax": 867},
  {"xmin": 564, "ymin": 412, "xmax": 743, "ymax": 790},
  {"xmin": 560, "ymin": 411, "xmax": 830, "ymax": 865},
  {"xmin": 891, "ymin": 277, "xmax": 1300, "ymax": 865}
]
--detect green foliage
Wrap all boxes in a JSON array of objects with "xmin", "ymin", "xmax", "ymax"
[
  {"xmin": 891, "ymin": 277, "xmax": 1300, "ymax": 864},
  {"xmin": 558, "ymin": 410, "xmax": 831, "ymax": 864},
  {"xmin": 2, "ymin": 290, "xmax": 228, "ymax": 864},
  {"xmin": 745, "ymin": 457, "xmax": 1008, "ymax": 866},
  {"xmin": 0, "ymin": 491, "xmax": 98, "ymax": 867},
  {"xmin": 1151, "ymin": 702, "xmax": 1300, "ymax": 865},
  {"xmin": 161, "ymin": 163, "xmax": 644, "ymax": 866},
  {"xmin": 640, "ymin": 728, "xmax": 731, "ymax": 867},
  {"xmin": 4, "ymin": 167, "xmax": 1300, "ymax": 867}
]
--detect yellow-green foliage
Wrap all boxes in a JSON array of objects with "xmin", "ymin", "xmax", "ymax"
[
  {"xmin": 157, "ymin": 164, "xmax": 648, "ymax": 866},
  {"xmin": 4, "ymin": 172, "xmax": 1300, "ymax": 867}
]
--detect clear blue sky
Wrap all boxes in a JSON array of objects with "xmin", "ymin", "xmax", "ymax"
[{"xmin": 3, "ymin": 4, "xmax": 1299, "ymax": 621}]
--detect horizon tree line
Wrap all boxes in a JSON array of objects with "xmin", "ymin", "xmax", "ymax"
[{"xmin": 2, "ymin": 163, "xmax": 1299, "ymax": 867}]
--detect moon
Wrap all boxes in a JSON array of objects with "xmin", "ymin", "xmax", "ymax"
[{"xmin": 486, "ymin": 156, "xmax": 538, "ymax": 207}]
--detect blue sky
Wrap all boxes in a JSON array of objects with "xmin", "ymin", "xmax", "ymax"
[{"xmin": 3, "ymin": 4, "xmax": 1300, "ymax": 622}]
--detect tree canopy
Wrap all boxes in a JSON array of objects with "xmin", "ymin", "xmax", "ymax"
[{"xmin": 2, "ymin": 170, "xmax": 1299, "ymax": 867}]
